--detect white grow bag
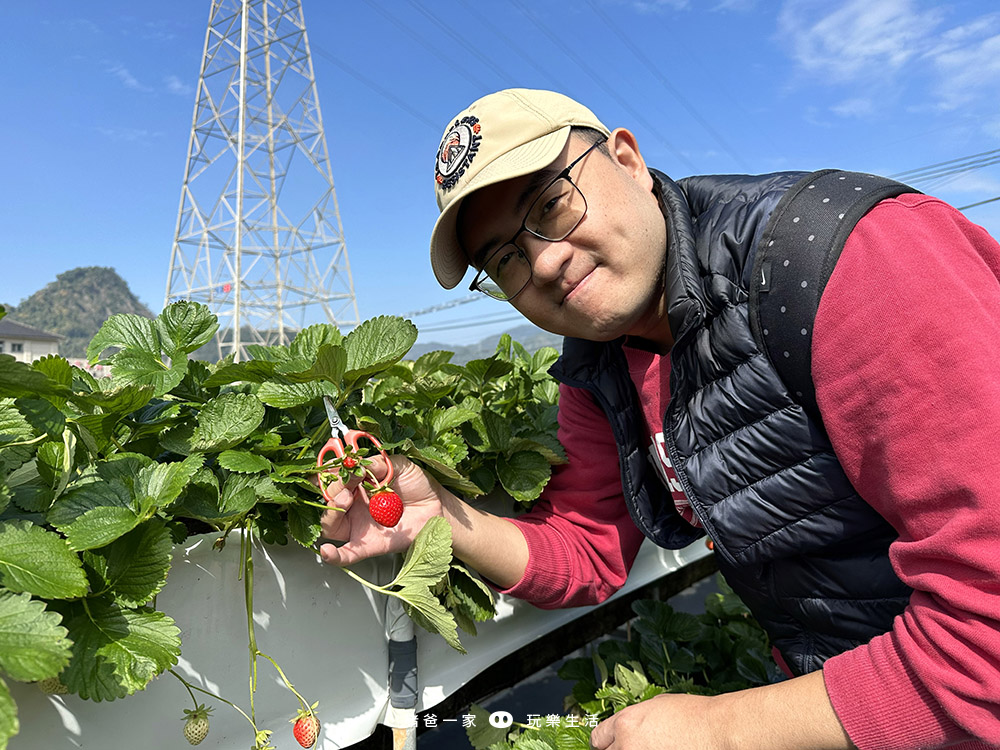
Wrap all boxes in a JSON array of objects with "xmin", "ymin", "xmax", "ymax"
[{"xmin": 10, "ymin": 529, "xmax": 709, "ymax": 749}]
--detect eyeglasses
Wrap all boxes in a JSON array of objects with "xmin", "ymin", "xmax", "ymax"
[{"xmin": 469, "ymin": 137, "xmax": 607, "ymax": 301}]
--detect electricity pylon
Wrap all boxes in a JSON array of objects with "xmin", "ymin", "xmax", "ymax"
[{"xmin": 165, "ymin": 0, "xmax": 358, "ymax": 361}]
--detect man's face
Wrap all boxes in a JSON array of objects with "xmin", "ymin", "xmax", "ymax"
[{"xmin": 457, "ymin": 130, "xmax": 671, "ymax": 346}]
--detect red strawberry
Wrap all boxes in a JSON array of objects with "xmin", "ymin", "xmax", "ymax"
[
  {"xmin": 182, "ymin": 704, "xmax": 213, "ymax": 745},
  {"xmin": 368, "ymin": 490, "xmax": 403, "ymax": 527},
  {"xmin": 342, "ymin": 456, "xmax": 358, "ymax": 469},
  {"xmin": 291, "ymin": 710, "xmax": 320, "ymax": 748}
]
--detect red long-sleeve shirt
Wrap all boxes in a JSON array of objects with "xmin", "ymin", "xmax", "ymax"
[{"xmin": 495, "ymin": 194, "xmax": 1000, "ymax": 748}]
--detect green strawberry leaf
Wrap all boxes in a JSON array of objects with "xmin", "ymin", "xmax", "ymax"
[
  {"xmin": 343, "ymin": 316, "xmax": 418, "ymax": 386},
  {"xmin": 401, "ymin": 587, "xmax": 464, "ymax": 654},
  {"xmin": 203, "ymin": 359, "xmax": 278, "ymax": 387},
  {"xmin": 218, "ymin": 475, "xmax": 262, "ymax": 517},
  {"xmin": 57, "ymin": 597, "xmax": 180, "ymax": 701},
  {"xmin": 429, "ymin": 406, "xmax": 477, "ymax": 436},
  {"xmin": 77, "ymin": 384, "xmax": 156, "ymax": 415},
  {"xmin": 481, "ymin": 409, "xmax": 511, "ymax": 452},
  {"xmin": 108, "ymin": 349, "xmax": 187, "ymax": 398},
  {"xmin": 191, "ymin": 393, "xmax": 265, "ymax": 451},
  {"xmin": 31, "ymin": 354, "xmax": 74, "ymax": 390},
  {"xmin": 83, "ymin": 521, "xmax": 173, "ymax": 607},
  {"xmin": 466, "ymin": 703, "xmax": 510, "ymax": 749},
  {"xmin": 497, "ymin": 451, "xmax": 551, "ymax": 503},
  {"xmin": 0, "ymin": 521, "xmax": 89, "ymax": 599},
  {"xmin": 155, "ymin": 301, "xmax": 218, "ymax": 357},
  {"xmin": 286, "ymin": 503, "xmax": 322, "ymax": 548},
  {"xmin": 244, "ymin": 344, "xmax": 291, "ymax": 362},
  {"xmin": 275, "ymin": 344, "xmax": 347, "ymax": 385},
  {"xmin": 447, "ymin": 564, "xmax": 496, "ymax": 624},
  {"xmin": 86, "ymin": 313, "xmax": 160, "ymax": 364},
  {"xmin": 0, "ymin": 590, "xmax": 73, "ymax": 682},
  {"xmin": 0, "ymin": 675, "xmax": 17, "ymax": 750},
  {"xmin": 530, "ymin": 347, "xmax": 559, "ymax": 374},
  {"xmin": 64, "ymin": 506, "xmax": 141, "ymax": 551},
  {"xmin": 14, "ymin": 398, "xmax": 65, "ymax": 440},
  {"xmin": 0, "ymin": 355, "xmax": 69, "ymax": 399},
  {"xmin": 288, "ymin": 323, "xmax": 344, "ymax": 360},
  {"xmin": 218, "ymin": 450, "xmax": 272, "ymax": 474},
  {"xmin": 48, "ymin": 478, "xmax": 133, "ymax": 530},
  {"xmin": 412, "ymin": 350, "xmax": 453, "ymax": 378},
  {"xmin": 389, "ymin": 516, "xmax": 452, "ymax": 595},
  {"xmin": 135, "ymin": 455, "xmax": 205, "ymax": 514},
  {"xmin": 463, "ymin": 357, "xmax": 514, "ymax": 386},
  {"xmin": 256, "ymin": 380, "xmax": 337, "ymax": 409},
  {"xmin": 0, "ymin": 400, "xmax": 36, "ymax": 474}
]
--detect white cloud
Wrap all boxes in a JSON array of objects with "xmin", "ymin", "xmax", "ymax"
[
  {"xmin": 830, "ymin": 98, "xmax": 874, "ymax": 118},
  {"xmin": 108, "ymin": 64, "xmax": 152, "ymax": 93},
  {"xmin": 165, "ymin": 75, "xmax": 193, "ymax": 96},
  {"xmin": 926, "ymin": 30, "xmax": 1000, "ymax": 110},
  {"xmin": 777, "ymin": 0, "xmax": 943, "ymax": 82}
]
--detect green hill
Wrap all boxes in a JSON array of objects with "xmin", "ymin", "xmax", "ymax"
[{"xmin": 7, "ymin": 267, "xmax": 154, "ymax": 359}]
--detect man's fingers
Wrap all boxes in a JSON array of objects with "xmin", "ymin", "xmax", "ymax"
[
  {"xmin": 319, "ymin": 541, "xmax": 367, "ymax": 567},
  {"xmin": 589, "ymin": 717, "xmax": 614, "ymax": 750}
]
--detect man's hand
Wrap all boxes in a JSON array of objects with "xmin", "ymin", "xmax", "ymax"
[
  {"xmin": 589, "ymin": 671, "xmax": 854, "ymax": 750},
  {"xmin": 317, "ymin": 454, "xmax": 447, "ymax": 566},
  {"xmin": 589, "ymin": 694, "xmax": 721, "ymax": 750}
]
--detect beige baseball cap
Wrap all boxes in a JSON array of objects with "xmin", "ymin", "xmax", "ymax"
[{"xmin": 429, "ymin": 88, "xmax": 610, "ymax": 289}]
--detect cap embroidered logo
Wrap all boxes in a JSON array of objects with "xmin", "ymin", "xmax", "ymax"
[{"xmin": 436, "ymin": 116, "xmax": 481, "ymax": 191}]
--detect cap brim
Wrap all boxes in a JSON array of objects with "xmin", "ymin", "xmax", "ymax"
[{"xmin": 429, "ymin": 126, "xmax": 573, "ymax": 289}]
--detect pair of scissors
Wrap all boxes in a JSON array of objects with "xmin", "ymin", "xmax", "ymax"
[{"xmin": 316, "ymin": 396, "xmax": 394, "ymax": 501}]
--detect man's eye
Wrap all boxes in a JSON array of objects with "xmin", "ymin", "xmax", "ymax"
[
  {"xmin": 539, "ymin": 191, "xmax": 567, "ymax": 217},
  {"xmin": 494, "ymin": 249, "xmax": 517, "ymax": 272}
]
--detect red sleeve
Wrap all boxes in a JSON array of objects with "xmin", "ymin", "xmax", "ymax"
[
  {"xmin": 813, "ymin": 194, "xmax": 1000, "ymax": 749},
  {"xmin": 494, "ymin": 381, "xmax": 646, "ymax": 608}
]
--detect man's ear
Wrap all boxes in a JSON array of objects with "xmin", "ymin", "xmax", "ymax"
[{"xmin": 607, "ymin": 127, "xmax": 653, "ymax": 192}]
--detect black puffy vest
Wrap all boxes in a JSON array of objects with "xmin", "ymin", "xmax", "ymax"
[{"xmin": 551, "ymin": 170, "xmax": 911, "ymax": 675}]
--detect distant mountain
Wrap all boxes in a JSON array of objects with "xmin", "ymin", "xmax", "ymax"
[
  {"xmin": 3, "ymin": 265, "xmax": 562, "ymax": 364},
  {"xmin": 408, "ymin": 323, "xmax": 563, "ymax": 364},
  {"xmin": 7, "ymin": 267, "xmax": 154, "ymax": 359}
]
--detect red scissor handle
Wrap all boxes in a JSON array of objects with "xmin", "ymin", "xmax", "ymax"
[{"xmin": 316, "ymin": 430, "xmax": 395, "ymax": 501}]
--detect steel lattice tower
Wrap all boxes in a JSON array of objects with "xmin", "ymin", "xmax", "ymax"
[{"xmin": 165, "ymin": 0, "xmax": 358, "ymax": 361}]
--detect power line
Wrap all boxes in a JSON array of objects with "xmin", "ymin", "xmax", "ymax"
[
  {"xmin": 889, "ymin": 148, "xmax": 1000, "ymax": 180},
  {"xmin": 507, "ymin": 0, "xmax": 699, "ymax": 173},
  {"xmin": 402, "ymin": 294, "xmax": 482, "ymax": 317},
  {"xmin": 310, "ymin": 45, "xmax": 441, "ymax": 133},
  {"xmin": 418, "ymin": 313, "xmax": 525, "ymax": 333},
  {"xmin": 583, "ymin": 0, "xmax": 748, "ymax": 170},
  {"xmin": 359, "ymin": 0, "xmax": 495, "ymax": 93},
  {"xmin": 454, "ymin": 0, "xmax": 566, "ymax": 91},
  {"xmin": 957, "ymin": 195, "xmax": 1000, "ymax": 211},
  {"xmin": 405, "ymin": 0, "xmax": 516, "ymax": 88}
]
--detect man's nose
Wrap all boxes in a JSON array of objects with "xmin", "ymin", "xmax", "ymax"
[{"xmin": 522, "ymin": 234, "xmax": 572, "ymax": 285}]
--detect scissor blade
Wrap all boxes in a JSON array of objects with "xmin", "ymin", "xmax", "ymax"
[{"xmin": 323, "ymin": 396, "xmax": 346, "ymax": 432}]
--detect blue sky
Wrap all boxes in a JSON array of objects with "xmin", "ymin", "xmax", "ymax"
[{"xmin": 2, "ymin": 0, "xmax": 999, "ymax": 347}]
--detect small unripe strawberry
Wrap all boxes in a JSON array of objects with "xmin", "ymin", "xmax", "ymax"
[
  {"xmin": 368, "ymin": 490, "xmax": 403, "ymax": 527},
  {"xmin": 291, "ymin": 710, "xmax": 320, "ymax": 748},
  {"xmin": 182, "ymin": 704, "xmax": 213, "ymax": 745}
]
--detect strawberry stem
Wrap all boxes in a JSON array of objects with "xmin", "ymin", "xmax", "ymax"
[
  {"xmin": 242, "ymin": 519, "xmax": 259, "ymax": 723},
  {"xmin": 255, "ymin": 651, "xmax": 310, "ymax": 713},
  {"xmin": 168, "ymin": 669, "xmax": 258, "ymax": 732}
]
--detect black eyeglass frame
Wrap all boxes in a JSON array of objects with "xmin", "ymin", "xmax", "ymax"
[{"xmin": 468, "ymin": 136, "xmax": 608, "ymax": 301}]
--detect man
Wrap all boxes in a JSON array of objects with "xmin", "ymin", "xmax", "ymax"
[{"xmin": 319, "ymin": 89, "xmax": 1000, "ymax": 749}]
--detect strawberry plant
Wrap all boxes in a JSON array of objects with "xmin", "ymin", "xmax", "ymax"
[
  {"xmin": 464, "ymin": 577, "xmax": 784, "ymax": 750},
  {"xmin": 0, "ymin": 301, "xmax": 563, "ymax": 749}
]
